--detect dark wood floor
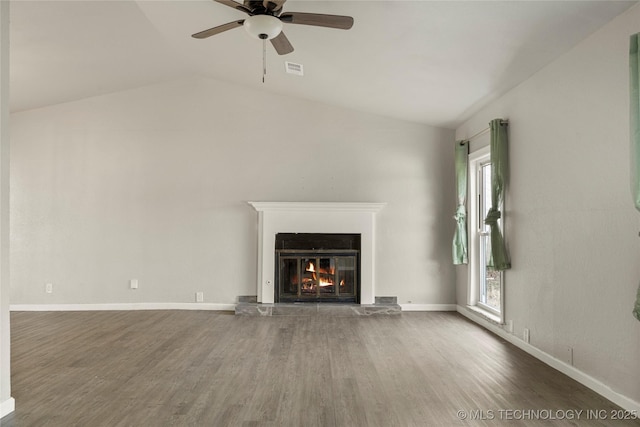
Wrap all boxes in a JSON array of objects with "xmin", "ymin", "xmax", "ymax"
[{"xmin": 1, "ymin": 310, "xmax": 638, "ymax": 427}]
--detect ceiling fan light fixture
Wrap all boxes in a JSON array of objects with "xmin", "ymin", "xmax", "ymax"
[{"xmin": 243, "ymin": 15, "xmax": 283, "ymax": 40}]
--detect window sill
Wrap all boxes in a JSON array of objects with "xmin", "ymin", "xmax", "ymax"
[{"xmin": 466, "ymin": 305, "xmax": 502, "ymax": 325}]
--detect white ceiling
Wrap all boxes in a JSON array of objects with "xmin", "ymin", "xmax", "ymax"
[{"xmin": 10, "ymin": 0, "xmax": 638, "ymax": 128}]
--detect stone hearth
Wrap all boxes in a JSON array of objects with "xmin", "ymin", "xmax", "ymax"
[{"xmin": 235, "ymin": 296, "xmax": 401, "ymax": 317}]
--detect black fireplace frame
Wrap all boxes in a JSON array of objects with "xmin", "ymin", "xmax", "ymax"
[{"xmin": 274, "ymin": 233, "xmax": 361, "ymax": 303}]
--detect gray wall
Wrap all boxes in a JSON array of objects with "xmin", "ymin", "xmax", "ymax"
[
  {"xmin": 10, "ymin": 77, "xmax": 456, "ymax": 307},
  {"xmin": 456, "ymin": 4, "xmax": 640, "ymax": 404}
]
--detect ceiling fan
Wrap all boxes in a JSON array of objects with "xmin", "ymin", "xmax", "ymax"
[{"xmin": 191, "ymin": 0, "xmax": 354, "ymax": 55}]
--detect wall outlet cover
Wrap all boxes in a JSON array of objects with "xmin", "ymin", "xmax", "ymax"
[{"xmin": 564, "ymin": 346, "xmax": 574, "ymax": 366}]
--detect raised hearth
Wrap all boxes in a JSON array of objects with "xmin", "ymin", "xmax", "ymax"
[{"xmin": 235, "ymin": 296, "xmax": 401, "ymax": 316}]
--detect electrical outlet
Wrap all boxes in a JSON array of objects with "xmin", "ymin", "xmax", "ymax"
[
  {"xmin": 130, "ymin": 279, "xmax": 138, "ymax": 290},
  {"xmin": 564, "ymin": 346, "xmax": 574, "ymax": 366},
  {"xmin": 523, "ymin": 328, "xmax": 530, "ymax": 343},
  {"xmin": 45, "ymin": 283, "xmax": 53, "ymax": 294},
  {"xmin": 196, "ymin": 292, "xmax": 204, "ymax": 303}
]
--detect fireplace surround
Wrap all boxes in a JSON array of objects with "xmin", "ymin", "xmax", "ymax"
[{"xmin": 248, "ymin": 202, "xmax": 385, "ymax": 304}]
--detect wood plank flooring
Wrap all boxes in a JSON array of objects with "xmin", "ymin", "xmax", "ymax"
[{"xmin": 1, "ymin": 311, "xmax": 638, "ymax": 426}]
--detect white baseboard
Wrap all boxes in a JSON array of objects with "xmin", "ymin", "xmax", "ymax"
[
  {"xmin": 10, "ymin": 303, "xmax": 236, "ymax": 312},
  {"xmin": 0, "ymin": 397, "xmax": 15, "ymax": 418},
  {"xmin": 400, "ymin": 303, "xmax": 457, "ymax": 311},
  {"xmin": 456, "ymin": 304, "xmax": 640, "ymax": 414},
  {"xmin": 11, "ymin": 303, "xmax": 458, "ymax": 312}
]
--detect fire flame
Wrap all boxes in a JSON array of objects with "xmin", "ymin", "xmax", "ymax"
[
  {"xmin": 319, "ymin": 278, "xmax": 333, "ymax": 287},
  {"xmin": 304, "ymin": 261, "xmax": 336, "ymax": 287},
  {"xmin": 305, "ymin": 261, "xmax": 334, "ymax": 275}
]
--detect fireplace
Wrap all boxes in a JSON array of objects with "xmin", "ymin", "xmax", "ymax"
[
  {"xmin": 247, "ymin": 202, "xmax": 385, "ymax": 304},
  {"xmin": 275, "ymin": 233, "xmax": 360, "ymax": 303}
]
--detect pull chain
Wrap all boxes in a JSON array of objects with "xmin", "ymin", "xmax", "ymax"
[{"xmin": 262, "ymin": 38, "xmax": 266, "ymax": 83}]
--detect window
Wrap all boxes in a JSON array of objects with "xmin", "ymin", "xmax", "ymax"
[{"xmin": 469, "ymin": 147, "xmax": 504, "ymax": 322}]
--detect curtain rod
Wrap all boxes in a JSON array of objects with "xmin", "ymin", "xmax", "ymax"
[{"xmin": 461, "ymin": 120, "xmax": 509, "ymax": 143}]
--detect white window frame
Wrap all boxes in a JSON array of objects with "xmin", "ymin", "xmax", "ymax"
[{"xmin": 468, "ymin": 146, "xmax": 504, "ymax": 324}]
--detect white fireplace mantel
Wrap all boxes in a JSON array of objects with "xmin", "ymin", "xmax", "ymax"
[{"xmin": 248, "ymin": 202, "xmax": 386, "ymax": 304}]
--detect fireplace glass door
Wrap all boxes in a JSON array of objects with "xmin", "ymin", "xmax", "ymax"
[{"xmin": 277, "ymin": 251, "xmax": 358, "ymax": 303}]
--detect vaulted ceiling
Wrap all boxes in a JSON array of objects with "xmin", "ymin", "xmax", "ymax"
[{"xmin": 10, "ymin": 0, "xmax": 637, "ymax": 128}]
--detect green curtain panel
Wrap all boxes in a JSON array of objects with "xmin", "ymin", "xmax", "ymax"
[
  {"xmin": 453, "ymin": 140, "xmax": 469, "ymax": 265},
  {"xmin": 630, "ymin": 33, "xmax": 640, "ymax": 321},
  {"xmin": 634, "ymin": 285, "xmax": 640, "ymax": 322},
  {"xmin": 484, "ymin": 119, "xmax": 511, "ymax": 270}
]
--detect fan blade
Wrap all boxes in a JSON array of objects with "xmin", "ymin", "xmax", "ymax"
[
  {"xmin": 270, "ymin": 31, "xmax": 294, "ymax": 55},
  {"xmin": 192, "ymin": 20, "xmax": 244, "ymax": 39},
  {"xmin": 279, "ymin": 12, "xmax": 353, "ymax": 30},
  {"xmin": 263, "ymin": 0, "xmax": 286, "ymax": 14},
  {"xmin": 214, "ymin": 0, "xmax": 252, "ymax": 14}
]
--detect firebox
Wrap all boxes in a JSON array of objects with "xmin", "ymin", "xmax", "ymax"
[{"xmin": 275, "ymin": 233, "xmax": 360, "ymax": 303}]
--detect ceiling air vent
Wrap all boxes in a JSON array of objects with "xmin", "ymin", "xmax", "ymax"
[{"xmin": 285, "ymin": 61, "xmax": 304, "ymax": 76}]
